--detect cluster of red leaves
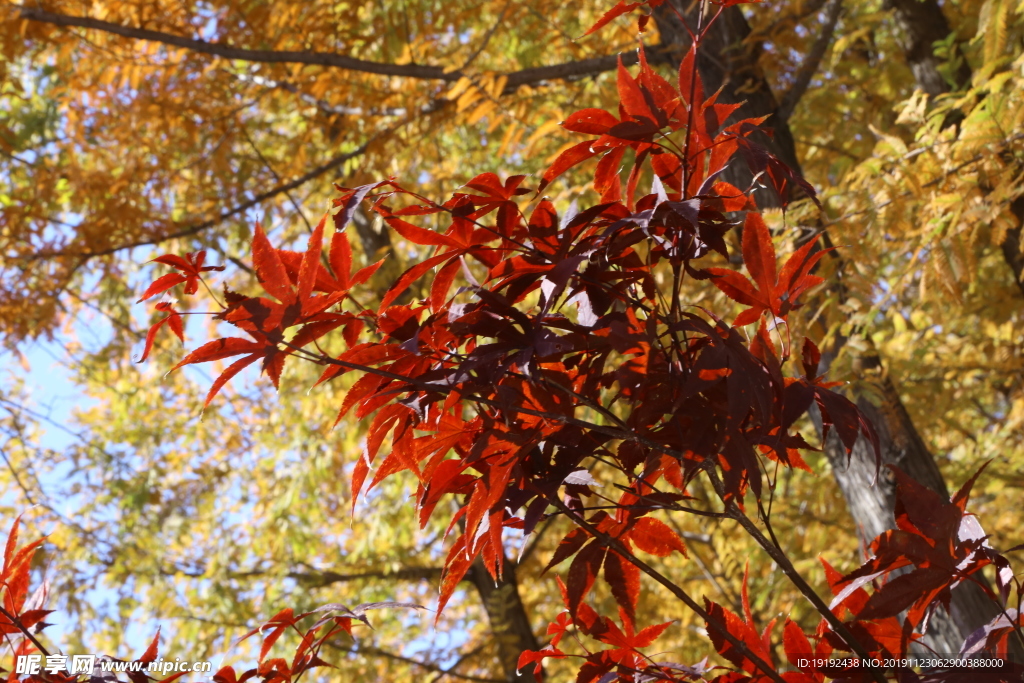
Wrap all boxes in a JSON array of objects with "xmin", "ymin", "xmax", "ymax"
[
  {"xmin": 519, "ymin": 461, "xmax": 1024, "ymax": 683},
  {"xmin": 132, "ymin": 1, "xmax": 1024, "ymax": 681},
  {"xmin": 824, "ymin": 467, "xmax": 1024, "ymax": 667},
  {"xmin": 0, "ymin": 516, "xmax": 50, "ymax": 641},
  {"xmin": 138, "ymin": 38, "xmax": 876, "ymax": 616},
  {"xmin": 699, "ymin": 468, "xmax": 1024, "ymax": 683},
  {"xmin": 136, "ymin": 251, "xmax": 225, "ymax": 362},
  {"xmin": 517, "ymin": 575, "xmax": 680, "ymax": 681}
]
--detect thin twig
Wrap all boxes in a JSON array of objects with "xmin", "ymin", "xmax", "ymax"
[
  {"xmin": 0, "ymin": 604, "xmax": 51, "ymax": 657},
  {"xmin": 25, "ymin": 140, "xmax": 374, "ymax": 260},
  {"xmin": 240, "ymin": 127, "xmax": 313, "ymax": 232},
  {"xmin": 544, "ymin": 494, "xmax": 790, "ymax": 683},
  {"xmin": 326, "ymin": 641, "xmax": 503, "ymax": 683},
  {"xmin": 460, "ymin": 2, "xmax": 511, "ymax": 70}
]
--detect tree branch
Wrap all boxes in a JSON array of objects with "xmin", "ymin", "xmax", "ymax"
[
  {"xmin": 150, "ymin": 559, "xmax": 445, "ymax": 585},
  {"xmin": 328, "ymin": 642, "xmax": 502, "ymax": 683},
  {"xmin": 291, "ymin": 566, "xmax": 443, "ymax": 587},
  {"xmin": 776, "ymin": 0, "xmax": 844, "ymax": 122},
  {"xmin": 460, "ymin": 1, "xmax": 511, "ymax": 71},
  {"xmin": 544, "ymin": 495, "xmax": 790, "ymax": 683},
  {"xmin": 18, "ymin": 6, "xmax": 669, "ymax": 94},
  {"xmin": 15, "ymin": 7, "xmax": 673, "ymax": 264}
]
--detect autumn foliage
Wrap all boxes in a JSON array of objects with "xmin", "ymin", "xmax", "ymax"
[{"xmin": 5, "ymin": 1, "xmax": 1017, "ymax": 682}]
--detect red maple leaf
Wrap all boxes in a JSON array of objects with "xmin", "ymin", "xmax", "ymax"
[
  {"xmin": 137, "ymin": 300, "xmax": 185, "ymax": 363},
  {"xmin": 707, "ymin": 213, "xmax": 833, "ymax": 327},
  {"xmin": 137, "ymin": 249, "xmax": 225, "ymax": 302}
]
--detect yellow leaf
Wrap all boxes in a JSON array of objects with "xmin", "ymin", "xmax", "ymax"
[
  {"xmin": 456, "ymin": 86, "xmax": 481, "ymax": 113},
  {"xmin": 524, "ymin": 119, "xmax": 564, "ymax": 153},
  {"xmin": 466, "ymin": 99, "xmax": 496, "ymax": 125},
  {"xmin": 446, "ymin": 76, "xmax": 473, "ymax": 101}
]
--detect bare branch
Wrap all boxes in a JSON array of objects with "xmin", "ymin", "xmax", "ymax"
[
  {"xmin": 146, "ymin": 558, "xmax": 446, "ymax": 585},
  {"xmin": 18, "ymin": 6, "xmax": 669, "ymax": 94},
  {"xmin": 240, "ymin": 127, "xmax": 313, "ymax": 232},
  {"xmin": 427, "ymin": 644, "xmax": 489, "ymax": 683},
  {"xmin": 290, "ymin": 566, "xmax": 443, "ymax": 587},
  {"xmin": 14, "ymin": 8, "xmax": 672, "ymax": 264},
  {"xmin": 328, "ymin": 642, "xmax": 502, "ymax": 683},
  {"xmin": 776, "ymin": 0, "xmax": 844, "ymax": 122},
  {"xmin": 18, "ymin": 7, "xmax": 453, "ymax": 79}
]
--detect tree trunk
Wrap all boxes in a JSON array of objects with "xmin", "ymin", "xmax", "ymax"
[
  {"xmin": 813, "ymin": 344, "xmax": 997, "ymax": 652},
  {"xmin": 468, "ymin": 557, "xmax": 542, "ymax": 683},
  {"xmin": 884, "ymin": 0, "xmax": 972, "ymax": 96},
  {"xmin": 655, "ymin": 0, "xmax": 1000, "ymax": 653},
  {"xmin": 1005, "ymin": 199, "xmax": 1024, "ymax": 297}
]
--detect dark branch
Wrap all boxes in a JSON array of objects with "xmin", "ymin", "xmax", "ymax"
[
  {"xmin": 16, "ymin": 7, "xmax": 673, "ymax": 263},
  {"xmin": 291, "ymin": 566, "xmax": 443, "ymax": 587},
  {"xmin": 150, "ymin": 560, "xmax": 444, "ymax": 585},
  {"xmin": 19, "ymin": 6, "xmax": 669, "ymax": 94},
  {"xmin": 328, "ymin": 642, "xmax": 502, "ymax": 683},
  {"xmin": 19, "ymin": 7, "xmax": 453, "ymax": 80},
  {"xmin": 776, "ymin": 0, "xmax": 844, "ymax": 122}
]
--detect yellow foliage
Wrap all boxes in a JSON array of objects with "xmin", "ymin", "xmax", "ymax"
[{"xmin": 2, "ymin": 0, "xmax": 1024, "ymax": 678}]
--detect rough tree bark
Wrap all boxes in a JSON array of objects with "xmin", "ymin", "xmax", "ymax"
[
  {"xmin": 468, "ymin": 558, "xmax": 542, "ymax": 683},
  {"xmin": 654, "ymin": 0, "xmax": 1000, "ymax": 653}
]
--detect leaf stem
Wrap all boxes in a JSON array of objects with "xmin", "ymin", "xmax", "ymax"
[
  {"xmin": 545, "ymin": 493, "xmax": 790, "ymax": 683},
  {"xmin": 0, "ymin": 604, "xmax": 51, "ymax": 657},
  {"xmin": 700, "ymin": 464, "xmax": 889, "ymax": 683}
]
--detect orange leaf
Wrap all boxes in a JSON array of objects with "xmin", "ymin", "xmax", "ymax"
[
  {"xmin": 297, "ymin": 215, "xmax": 326, "ymax": 303},
  {"xmin": 628, "ymin": 517, "xmax": 687, "ymax": 557},
  {"xmin": 584, "ymin": 1, "xmax": 642, "ymax": 35},
  {"xmin": 252, "ymin": 223, "xmax": 295, "ymax": 304},
  {"xmin": 172, "ymin": 337, "xmax": 266, "ymax": 371}
]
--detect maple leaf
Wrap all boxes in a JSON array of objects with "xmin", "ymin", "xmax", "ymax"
[
  {"xmin": 626, "ymin": 517, "xmax": 688, "ymax": 558},
  {"xmin": 584, "ymin": 1, "xmax": 644, "ymax": 36},
  {"xmin": 137, "ymin": 300, "xmax": 184, "ymax": 363},
  {"xmin": 517, "ymin": 644, "xmax": 566, "ymax": 676},
  {"xmin": 732, "ymin": 130, "xmax": 820, "ymax": 210},
  {"xmin": 239, "ymin": 607, "xmax": 311, "ymax": 662},
  {"xmin": 600, "ymin": 613, "xmax": 674, "ymax": 651},
  {"xmin": 704, "ymin": 598, "xmax": 775, "ymax": 676},
  {"xmin": 137, "ymin": 250, "xmax": 225, "ymax": 302},
  {"xmin": 170, "ymin": 334, "xmax": 285, "ymax": 407},
  {"xmin": 835, "ymin": 465, "xmax": 997, "ymax": 629},
  {"xmin": 1, "ymin": 515, "xmax": 47, "ymax": 618},
  {"xmin": 707, "ymin": 213, "xmax": 833, "ymax": 327}
]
